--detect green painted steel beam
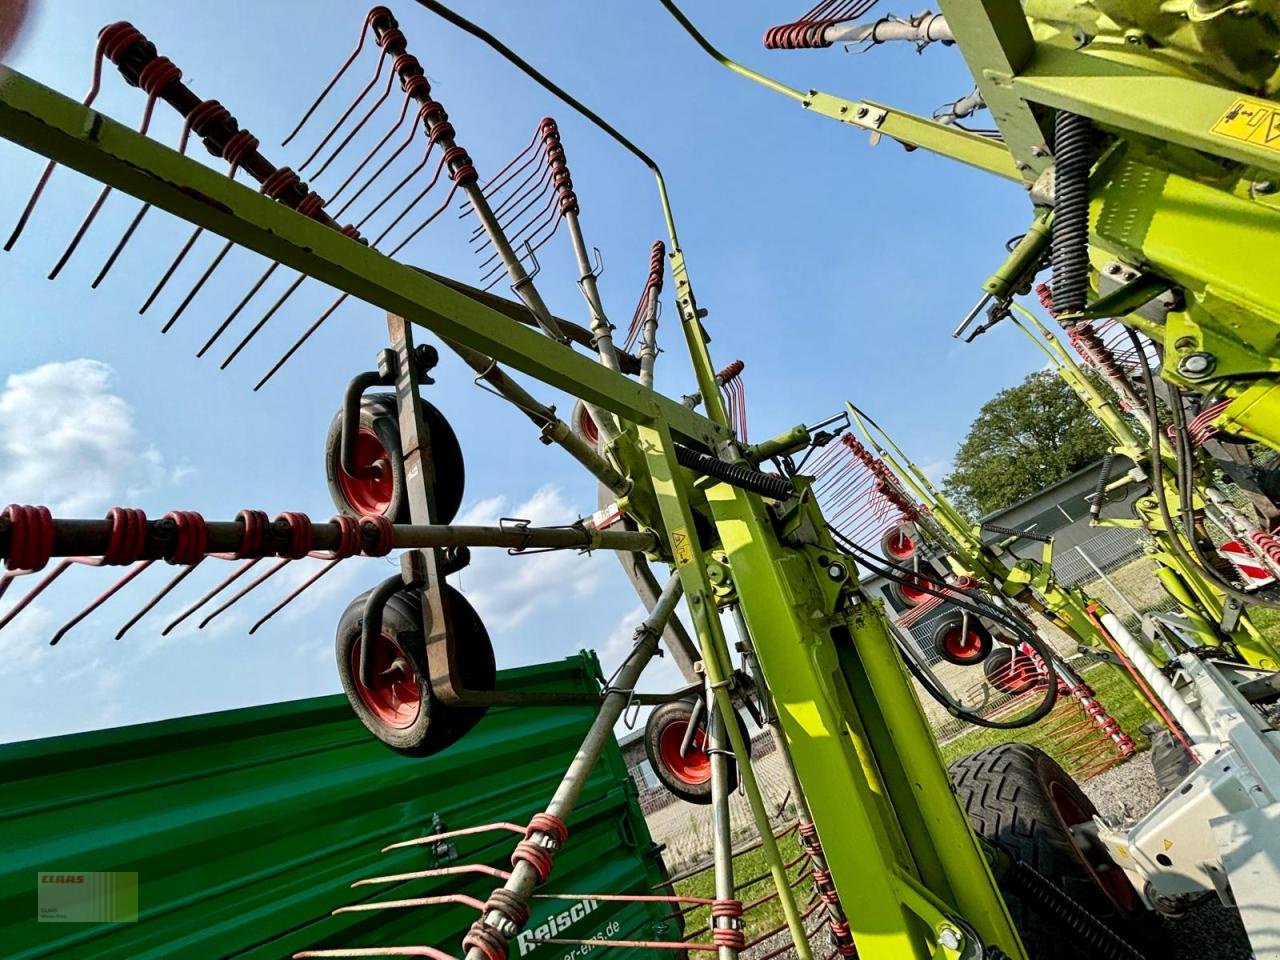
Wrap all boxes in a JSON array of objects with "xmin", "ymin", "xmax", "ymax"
[
  {"xmin": 936, "ymin": 0, "xmax": 1051, "ymax": 178},
  {"xmin": 0, "ymin": 68, "xmax": 725, "ymax": 449},
  {"xmin": 1012, "ymin": 44, "xmax": 1280, "ymax": 178}
]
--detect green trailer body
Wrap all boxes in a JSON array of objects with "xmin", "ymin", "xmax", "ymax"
[{"xmin": 0, "ymin": 653, "xmax": 676, "ymax": 960}]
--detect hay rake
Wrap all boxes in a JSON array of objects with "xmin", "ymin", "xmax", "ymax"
[{"xmin": 1, "ymin": 3, "xmax": 1258, "ymax": 960}]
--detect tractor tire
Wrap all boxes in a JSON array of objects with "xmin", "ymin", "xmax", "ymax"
[
  {"xmin": 950, "ymin": 743, "xmax": 1161, "ymax": 960},
  {"xmin": 325, "ymin": 393, "xmax": 464, "ymax": 524},
  {"xmin": 644, "ymin": 698, "xmax": 747, "ymax": 805},
  {"xmin": 336, "ymin": 583, "xmax": 494, "ymax": 757}
]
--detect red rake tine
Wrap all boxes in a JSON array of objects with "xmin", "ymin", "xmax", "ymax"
[
  {"xmin": 351, "ymin": 864, "xmax": 512, "ymax": 887},
  {"xmin": 197, "ymin": 558, "xmax": 292, "ymax": 630},
  {"xmin": 326, "ymin": 87, "xmax": 418, "ymax": 208},
  {"xmin": 162, "ymin": 237, "xmax": 236, "ymax": 333},
  {"xmin": 308, "ymin": 54, "xmax": 405, "ymax": 181},
  {"xmin": 48, "ymin": 55, "xmax": 183, "ymax": 281},
  {"xmin": 296, "ymin": 37, "xmax": 388, "ymax": 173},
  {"xmin": 49, "ymin": 561, "xmax": 155, "ymax": 646},
  {"xmin": 4, "ymin": 21, "xmax": 133, "ymax": 252},
  {"xmin": 329, "ymin": 106, "xmax": 440, "ymax": 220},
  {"xmin": 332, "ymin": 894, "xmax": 486, "ymax": 916},
  {"xmin": 219, "ymin": 274, "xmax": 309, "ymax": 369},
  {"xmin": 458, "ymin": 128, "xmax": 541, "ymax": 218},
  {"xmin": 280, "ymin": 8, "xmax": 382, "ymax": 148},
  {"xmin": 196, "ymin": 262, "xmax": 283, "ymax": 358},
  {"xmin": 293, "ymin": 949, "xmax": 459, "ymax": 959},
  {"xmin": 246, "ymin": 557, "xmax": 340, "ymax": 634},
  {"xmin": 162, "ymin": 558, "xmax": 263, "ymax": 636},
  {"xmin": 381, "ymin": 822, "xmax": 526, "ymax": 852},
  {"xmin": 114, "ymin": 560, "xmax": 203, "ymax": 640},
  {"xmin": 0, "ymin": 561, "xmax": 73, "ymax": 630}
]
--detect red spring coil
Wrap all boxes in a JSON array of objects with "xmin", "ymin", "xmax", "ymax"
[
  {"xmin": 296, "ymin": 192, "xmax": 327, "ymax": 219},
  {"xmin": 367, "ymin": 6, "xmax": 394, "ymax": 28},
  {"xmin": 1069, "ymin": 323, "xmax": 1125, "ymax": 381},
  {"xmin": 2, "ymin": 504, "xmax": 54, "ymax": 573},
  {"xmin": 403, "ymin": 73, "xmax": 431, "ymax": 99},
  {"xmin": 378, "ymin": 26, "xmax": 406, "ymax": 52},
  {"xmin": 136, "ymin": 55, "xmax": 181, "ymax": 98},
  {"xmin": 360, "ymin": 516, "xmax": 395, "ymax": 557},
  {"xmin": 510, "ymin": 839, "xmax": 555, "ymax": 883},
  {"xmin": 235, "ymin": 509, "xmax": 270, "ymax": 559},
  {"xmin": 419, "ymin": 99, "xmax": 447, "ymax": 126},
  {"xmin": 717, "ymin": 360, "xmax": 745, "ymax": 384},
  {"xmin": 526, "ymin": 812, "xmax": 568, "ymax": 846},
  {"xmin": 260, "ymin": 167, "xmax": 301, "ymax": 200},
  {"xmin": 540, "ymin": 119, "xmax": 579, "ymax": 216},
  {"xmin": 390, "ymin": 52, "xmax": 419, "ymax": 77},
  {"xmin": 163, "ymin": 511, "xmax": 207, "ymax": 565},
  {"xmin": 187, "ymin": 99, "xmax": 231, "ymax": 139},
  {"xmin": 99, "ymin": 22, "xmax": 146, "ymax": 64},
  {"xmin": 763, "ymin": 21, "xmax": 834, "ymax": 49},
  {"xmin": 102, "ymin": 507, "xmax": 149, "ymax": 565},
  {"xmin": 221, "ymin": 129, "xmax": 260, "ymax": 168},
  {"xmin": 275, "ymin": 512, "xmax": 313, "ymax": 559},
  {"xmin": 443, "ymin": 145, "xmax": 478, "ymax": 186},
  {"xmin": 647, "ymin": 240, "xmax": 665, "ymax": 291},
  {"xmin": 324, "ymin": 515, "xmax": 363, "ymax": 560},
  {"xmin": 462, "ymin": 921, "xmax": 508, "ymax": 960},
  {"xmin": 1034, "ymin": 281, "xmax": 1055, "ymax": 315}
]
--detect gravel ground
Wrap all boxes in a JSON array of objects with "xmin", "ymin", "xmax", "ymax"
[{"xmin": 1083, "ymin": 752, "xmax": 1254, "ymax": 960}]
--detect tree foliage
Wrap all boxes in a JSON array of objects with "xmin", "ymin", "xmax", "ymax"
[{"xmin": 942, "ymin": 369, "xmax": 1113, "ymax": 518}]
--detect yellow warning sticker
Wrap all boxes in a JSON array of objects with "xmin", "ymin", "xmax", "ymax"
[
  {"xmin": 1211, "ymin": 97, "xmax": 1280, "ymax": 152},
  {"xmin": 1163, "ymin": 839, "xmax": 1174, "ymax": 851},
  {"xmin": 671, "ymin": 528, "xmax": 694, "ymax": 567}
]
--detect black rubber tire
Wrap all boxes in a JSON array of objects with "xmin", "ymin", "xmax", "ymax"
[
  {"xmin": 950, "ymin": 743, "xmax": 1161, "ymax": 959},
  {"xmin": 889, "ymin": 571, "xmax": 933, "ymax": 608},
  {"xmin": 324, "ymin": 393, "xmax": 464, "ymax": 524},
  {"xmin": 335, "ymin": 583, "xmax": 494, "ymax": 757},
  {"xmin": 644, "ymin": 698, "xmax": 747, "ymax": 805},
  {"xmin": 933, "ymin": 611, "xmax": 994, "ymax": 666}
]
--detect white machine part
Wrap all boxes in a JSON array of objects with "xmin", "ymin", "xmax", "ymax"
[{"xmin": 1091, "ymin": 643, "xmax": 1280, "ymax": 960}]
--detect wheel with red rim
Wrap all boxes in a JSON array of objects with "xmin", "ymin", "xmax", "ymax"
[
  {"xmin": 643, "ymin": 698, "xmax": 747, "ymax": 805},
  {"xmin": 949, "ymin": 743, "xmax": 1163, "ymax": 959},
  {"xmin": 932, "ymin": 612, "xmax": 993, "ymax": 666},
  {"xmin": 890, "ymin": 571, "xmax": 934, "ymax": 608},
  {"xmin": 325, "ymin": 393, "xmax": 464, "ymax": 524},
  {"xmin": 335, "ymin": 583, "xmax": 494, "ymax": 757},
  {"xmin": 573, "ymin": 400, "xmax": 600, "ymax": 447},
  {"xmin": 880, "ymin": 524, "xmax": 917, "ymax": 561},
  {"xmin": 984, "ymin": 645, "xmax": 1043, "ymax": 696}
]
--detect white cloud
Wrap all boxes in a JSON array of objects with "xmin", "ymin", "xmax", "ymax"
[
  {"xmin": 450, "ymin": 484, "xmax": 601, "ymax": 632},
  {"xmin": 0, "ymin": 359, "xmax": 167, "ymax": 513}
]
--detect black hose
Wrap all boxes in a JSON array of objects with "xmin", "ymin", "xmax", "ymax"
[
  {"xmin": 674, "ymin": 445, "xmax": 795, "ymax": 500},
  {"xmin": 825, "ymin": 525, "xmax": 1059, "ymax": 728},
  {"xmin": 1089, "ymin": 453, "xmax": 1115, "ymax": 520},
  {"xmin": 1007, "ymin": 861, "xmax": 1148, "ymax": 960},
  {"xmin": 1051, "ymin": 111, "xmax": 1093, "ymax": 315}
]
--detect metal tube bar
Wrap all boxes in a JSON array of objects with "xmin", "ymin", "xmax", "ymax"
[
  {"xmin": 638, "ymin": 285, "xmax": 660, "ymax": 389},
  {"xmin": 1072, "ymin": 546, "xmax": 1143, "ymax": 621},
  {"xmin": 707, "ymin": 672, "xmax": 739, "ymax": 960},
  {"xmin": 1097, "ymin": 611, "xmax": 1212, "ymax": 751},
  {"xmin": 564, "ymin": 209, "xmax": 622, "ymax": 444},
  {"xmin": 0, "ymin": 517, "xmax": 656, "ymax": 561},
  {"xmin": 461, "ymin": 577, "xmax": 681, "ymax": 960}
]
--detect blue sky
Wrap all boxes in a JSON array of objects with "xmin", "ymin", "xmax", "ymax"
[{"xmin": 0, "ymin": 1, "xmax": 1047, "ymax": 742}]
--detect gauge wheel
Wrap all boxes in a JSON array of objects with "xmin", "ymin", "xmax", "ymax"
[
  {"xmin": 891, "ymin": 571, "xmax": 935, "ymax": 608},
  {"xmin": 336, "ymin": 583, "xmax": 494, "ymax": 756},
  {"xmin": 933, "ymin": 611, "xmax": 994, "ymax": 666},
  {"xmin": 644, "ymin": 698, "xmax": 749, "ymax": 805},
  {"xmin": 325, "ymin": 393, "xmax": 464, "ymax": 524},
  {"xmin": 984, "ymin": 645, "xmax": 1043, "ymax": 696},
  {"xmin": 950, "ymin": 744, "xmax": 1163, "ymax": 960}
]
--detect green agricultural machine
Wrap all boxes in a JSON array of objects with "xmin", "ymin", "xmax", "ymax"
[{"xmin": 2, "ymin": 3, "xmax": 1280, "ymax": 960}]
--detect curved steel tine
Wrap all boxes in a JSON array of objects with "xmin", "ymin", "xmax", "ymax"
[
  {"xmin": 161, "ymin": 558, "xmax": 262, "ymax": 636},
  {"xmin": 459, "ymin": 128, "xmax": 541, "ymax": 218},
  {"xmin": 309, "ymin": 64, "xmax": 397, "ymax": 181},
  {"xmin": 93, "ymin": 119, "xmax": 197, "ymax": 288},
  {"xmin": 48, "ymin": 90, "xmax": 166, "ymax": 281},
  {"xmin": 219, "ymin": 274, "xmax": 308, "ymax": 369},
  {"xmin": 247, "ymin": 558, "xmax": 342, "ymax": 634},
  {"xmin": 254, "ymin": 294, "xmax": 351, "ymax": 391},
  {"xmin": 330, "ymin": 114, "xmax": 433, "ymax": 220},
  {"xmin": 162, "ymin": 238, "xmax": 235, "ymax": 333},
  {"xmin": 476, "ymin": 189, "xmax": 558, "ymax": 270},
  {"xmin": 351, "ymin": 864, "xmax": 512, "ymax": 887},
  {"xmin": 197, "ymin": 262, "xmax": 282, "ymax": 358},
  {"xmin": 281, "ymin": 15, "xmax": 373, "ymax": 147},
  {"xmin": 467, "ymin": 149, "xmax": 549, "ymax": 236},
  {"xmin": 332, "ymin": 894, "xmax": 486, "ymax": 915},
  {"xmin": 197, "ymin": 558, "xmax": 290, "ymax": 630},
  {"xmin": 141, "ymin": 225, "xmax": 205, "ymax": 314},
  {"xmin": 381, "ymin": 821, "xmax": 526, "ymax": 852},
  {"xmin": 297, "ymin": 49, "xmax": 387, "ymax": 173},
  {"xmin": 5, "ymin": 33, "xmax": 115, "ymax": 251},
  {"xmin": 327, "ymin": 89, "xmax": 415, "ymax": 207},
  {"xmin": 350, "ymin": 143, "xmax": 444, "ymax": 235},
  {"xmin": 0, "ymin": 561, "xmax": 72, "ymax": 630},
  {"xmin": 471, "ymin": 163, "xmax": 554, "ymax": 250},
  {"xmin": 114, "ymin": 561, "xmax": 203, "ymax": 640},
  {"xmin": 49, "ymin": 561, "xmax": 155, "ymax": 646}
]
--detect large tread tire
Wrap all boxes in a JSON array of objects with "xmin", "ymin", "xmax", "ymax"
[
  {"xmin": 336, "ymin": 584, "xmax": 494, "ymax": 757},
  {"xmin": 949, "ymin": 743, "xmax": 1162, "ymax": 960},
  {"xmin": 325, "ymin": 393, "xmax": 464, "ymax": 524}
]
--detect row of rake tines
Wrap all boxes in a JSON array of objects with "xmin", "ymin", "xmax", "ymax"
[
  {"xmin": 809, "ymin": 433, "xmax": 922, "ymax": 558},
  {"xmin": 4, "ymin": 8, "xmax": 663, "ymax": 391},
  {"xmin": 297, "ymin": 817, "xmax": 853, "ymax": 960},
  {"xmin": 0, "ymin": 504, "xmax": 396, "ymax": 645}
]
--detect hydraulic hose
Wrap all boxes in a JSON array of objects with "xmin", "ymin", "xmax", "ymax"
[
  {"xmin": 1089, "ymin": 453, "xmax": 1115, "ymax": 521},
  {"xmin": 1050, "ymin": 111, "xmax": 1093, "ymax": 315}
]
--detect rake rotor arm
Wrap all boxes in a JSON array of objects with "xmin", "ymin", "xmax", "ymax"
[
  {"xmin": 655, "ymin": 0, "xmax": 1019, "ymax": 182},
  {"xmin": 0, "ymin": 515, "xmax": 658, "ymax": 561},
  {"xmin": 824, "ymin": 12, "xmax": 952, "ymax": 46}
]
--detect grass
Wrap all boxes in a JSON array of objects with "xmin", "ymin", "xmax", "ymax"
[
  {"xmin": 937, "ymin": 662, "xmax": 1158, "ymax": 774},
  {"xmin": 673, "ymin": 829, "xmax": 806, "ymax": 946}
]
